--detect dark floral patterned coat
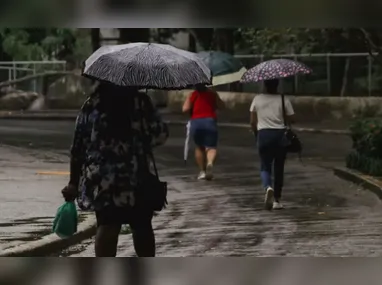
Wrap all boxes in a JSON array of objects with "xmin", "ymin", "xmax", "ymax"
[{"xmin": 70, "ymin": 90, "xmax": 169, "ymax": 211}]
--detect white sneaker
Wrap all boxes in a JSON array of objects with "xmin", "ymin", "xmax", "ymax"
[
  {"xmin": 205, "ymin": 164, "xmax": 214, "ymax": 180},
  {"xmin": 264, "ymin": 187, "xmax": 274, "ymax": 210},
  {"xmin": 197, "ymin": 171, "xmax": 206, "ymax": 180},
  {"xmin": 273, "ymin": 201, "xmax": 284, "ymax": 210}
]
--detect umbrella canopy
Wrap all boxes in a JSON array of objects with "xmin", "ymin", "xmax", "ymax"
[
  {"xmin": 197, "ymin": 51, "xmax": 246, "ymax": 86},
  {"xmin": 240, "ymin": 58, "xmax": 312, "ymax": 83},
  {"xmin": 83, "ymin": 42, "xmax": 212, "ymax": 89}
]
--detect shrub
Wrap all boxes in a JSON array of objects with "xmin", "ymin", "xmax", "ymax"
[
  {"xmin": 346, "ymin": 151, "xmax": 382, "ymax": 176},
  {"xmin": 348, "ymin": 117, "xmax": 382, "ymax": 175},
  {"xmin": 349, "ymin": 118, "xmax": 382, "ymax": 159}
]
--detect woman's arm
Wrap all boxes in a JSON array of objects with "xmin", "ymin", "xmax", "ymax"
[
  {"xmin": 284, "ymin": 98, "xmax": 296, "ymax": 125},
  {"xmin": 62, "ymin": 109, "xmax": 87, "ymax": 200},
  {"xmin": 69, "ymin": 111, "xmax": 87, "ymax": 186},
  {"xmin": 249, "ymin": 96, "xmax": 257, "ymax": 134},
  {"xmin": 250, "ymin": 111, "xmax": 258, "ymax": 132},
  {"xmin": 182, "ymin": 93, "xmax": 193, "ymax": 113},
  {"xmin": 215, "ymin": 92, "xmax": 225, "ymax": 109},
  {"xmin": 285, "ymin": 114, "xmax": 296, "ymax": 125}
]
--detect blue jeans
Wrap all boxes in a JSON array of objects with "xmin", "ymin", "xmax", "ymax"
[
  {"xmin": 190, "ymin": 118, "xmax": 218, "ymax": 148},
  {"xmin": 257, "ymin": 129, "xmax": 287, "ymax": 200}
]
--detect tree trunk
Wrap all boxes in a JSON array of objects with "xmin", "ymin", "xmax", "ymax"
[
  {"xmin": 190, "ymin": 28, "xmax": 214, "ymax": 50},
  {"xmin": 215, "ymin": 29, "xmax": 238, "ymax": 91},
  {"xmin": 91, "ymin": 28, "xmax": 100, "ymax": 52},
  {"xmin": 215, "ymin": 28, "xmax": 234, "ymax": 54},
  {"xmin": 340, "ymin": 58, "xmax": 350, "ymax": 97},
  {"xmin": 188, "ymin": 32, "xmax": 197, "ymax": 52},
  {"xmin": 330, "ymin": 57, "xmax": 346, "ymax": 95},
  {"xmin": 0, "ymin": 34, "xmax": 13, "ymax": 83},
  {"xmin": 119, "ymin": 29, "xmax": 151, "ymax": 43}
]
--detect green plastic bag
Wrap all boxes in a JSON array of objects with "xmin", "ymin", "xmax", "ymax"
[{"xmin": 52, "ymin": 201, "xmax": 78, "ymax": 239}]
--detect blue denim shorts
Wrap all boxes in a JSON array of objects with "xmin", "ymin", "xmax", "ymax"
[{"xmin": 190, "ymin": 118, "xmax": 218, "ymax": 148}]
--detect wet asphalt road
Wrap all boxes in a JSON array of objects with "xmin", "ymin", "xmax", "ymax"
[
  {"xmin": 0, "ymin": 145, "xmax": 70, "ymax": 251},
  {"xmin": 2, "ymin": 120, "xmax": 382, "ymax": 256}
]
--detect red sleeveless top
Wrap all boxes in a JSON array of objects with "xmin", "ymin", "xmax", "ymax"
[{"xmin": 190, "ymin": 90, "xmax": 217, "ymax": 119}]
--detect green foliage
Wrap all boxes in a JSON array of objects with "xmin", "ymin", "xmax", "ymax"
[
  {"xmin": 236, "ymin": 28, "xmax": 377, "ymax": 55},
  {"xmin": 0, "ymin": 28, "xmax": 91, "ymax": 64},
  {"xmin": 120, "ymin": 225, "xmax": 131, "ymax": 235},
  {"xmin": 349, "ymin": 118, "xmax": 382, "ymax": 158},
  {"xmin": 237, "ymin": 28, "xmax": 314, "ymax": 55},
  {"xmin": 346, "ymin": 151, "xmax": 382, "ymax": 176},
  {"xmin": 348, "ymin": 117, "xmax": 382, "ymax": 175},
  {"xmin": 0, "ymin": 29, "xmax": 45, "ymax": 60}
]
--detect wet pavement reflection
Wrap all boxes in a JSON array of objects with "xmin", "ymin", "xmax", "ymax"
[{"xmin": 1, "ymin": 119, "xmax": 380, "ymax": 257}]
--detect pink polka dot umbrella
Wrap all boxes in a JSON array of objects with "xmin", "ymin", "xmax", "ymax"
[{"xmin": 240, "ymin": 58, "xmax": 312, "ymax": 83}]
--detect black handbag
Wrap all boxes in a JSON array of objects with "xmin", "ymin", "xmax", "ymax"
[
  {"xmin": 281, "ymin": 94, "xmax": 302, "ymax": 154},
  {"xmin": 136, "ymin": 96, "xmax": 168, "ymax": 212}
]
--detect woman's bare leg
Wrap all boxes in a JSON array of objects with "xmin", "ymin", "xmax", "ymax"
[
  {"xmin": 131, "ymin": 221, "xmax": 155, "ymax": 257},
  {"xmin": 195, "ymin": 146, "xmax": 206, "ymax": 172},
  {"xmin": 206, "ymin": 148, "xmax": 217, "ymax": 166},
  {"xmin": 94, "ymin": 224, "xmax": 121, "ymax": 257}
]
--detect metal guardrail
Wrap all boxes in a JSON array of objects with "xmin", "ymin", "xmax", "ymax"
[{"xmin": 0, "ymin": 61, "xmax": 67, "ymax": 93}]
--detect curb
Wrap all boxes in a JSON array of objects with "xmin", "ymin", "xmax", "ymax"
[
  {"xmin": 333, "ymin": 167, "xmax": 382, "ymax": 199},
  {"xmin": 0, "ymin": 114, "xmax": 78, "ymax": 121},
  {"xmin": 0, "ymin": 114, "xmax": 350, "ymax": 135},
  {"xmin": 0, "ymin": 213, "xmax": 96, "ymax": 257},
  {"xmin": 166, "ymin": 120, "xmax": 350, "ymax": 135}
]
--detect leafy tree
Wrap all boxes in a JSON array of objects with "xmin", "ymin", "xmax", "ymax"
[
  {"xmin": 0, "ymin": 28, "xmax": 83, "ymax": 61},
  {"xmin": 0, "ymin": 28, "xmax": 91, "ymax": 66},
  {"xmin": 153, "ymin": 28, "xmax": 234, "ymax": 53},
  {"xmin": 236, "ymin": 28, "xmax": 382, "ymax": 55}
]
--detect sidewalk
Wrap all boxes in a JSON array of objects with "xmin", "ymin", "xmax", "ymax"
[
  {"xmin": 0, "ymin": 146, "xmax": 70, "ymax": 252},
  {"xmin": 67, "ymin": 130, "xmax": 382, "ymax": 257},
  {"xmin": 334, "ymin": 167, "xmax": 382, "ymax": 200}
]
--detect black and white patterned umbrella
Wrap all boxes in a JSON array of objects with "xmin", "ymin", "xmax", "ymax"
[
  {"xmin": 82, "ymin": 42, "xmax": 212, "ymax": 89},
  {"xmin": 240, "ymin": 58, "xmax": 312, "ymax": 83}
]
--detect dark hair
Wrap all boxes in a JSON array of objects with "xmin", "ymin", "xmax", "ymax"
[
  {"xmin": 264, "ymin": 79, "xmax": 279, "ymax": 93},
  {"xmin": 95, "ymin": 83, "xmax": 141, "ymax": 140},
  {"xmin": 195, "ymin": 83, "xmax": 208, "ymax": 92}
]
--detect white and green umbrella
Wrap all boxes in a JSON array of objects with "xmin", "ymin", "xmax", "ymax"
[{"xmin": 197, "ymin": 51, "xmax": 246, "ymax": 86}]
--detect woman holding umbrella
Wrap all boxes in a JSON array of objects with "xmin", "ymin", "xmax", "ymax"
[
  {"xmin": 62, "ymin": 83, "xmax": 169, "ymax": 257},
  {"xmin": 182, "ymin": 83, "xmax": 225, "ymax": 180},
  {"xmin": 241, "ymin": 59, "xmax": 311, "ymax": 210},
  {"xmin": 249, "ymin": 79, "xmax": 295, "ymax": 210},
  {"xmin": 181, "ymin": 50, "xmax": 244, "ymax": 180},
  {"xmin": 61, "ymin": 42, "xmax": 212, "ymax": 258}
]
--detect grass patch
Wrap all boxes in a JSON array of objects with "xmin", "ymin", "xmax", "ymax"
[{"xmin": 120, "ymin": 225, "xmax": 131, "ymax": 235}]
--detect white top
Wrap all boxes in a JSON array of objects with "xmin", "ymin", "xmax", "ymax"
[{"xmin": 249, "ymin": 94, "xmax": 294, "ymax": 130}]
